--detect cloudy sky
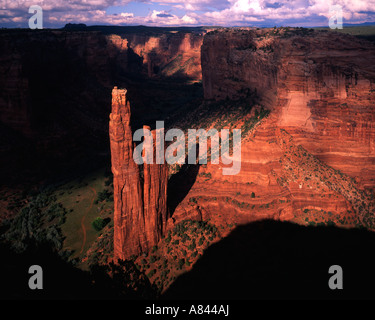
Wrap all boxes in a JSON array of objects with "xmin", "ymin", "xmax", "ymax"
[{"xmin": 1, "ymin": 0, "xmax": 375, "ymax": 28}]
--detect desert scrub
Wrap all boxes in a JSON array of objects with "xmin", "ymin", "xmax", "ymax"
[
  {"xmin": 92, "ymin": 217, "xmax": 110, "ymax": 231},
  {"xmin": 95, "ymin": 189, "xmax": 113, "ymax": 204},
  {"xmin": 2, "ymin": 189, "xmax": 67, "ymax": 253}
]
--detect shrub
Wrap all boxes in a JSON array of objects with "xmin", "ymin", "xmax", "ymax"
[
  {"xmin": 178, "ymin": 259, "xmax": 185, "ymax": 269},
  {"xmin": 189, "ymin": 197, "xmax": 198, "ymax": 204},
  {"xmin": 96, "ymin": 189, "xmax": 112, "ymax": 203},
  {"xmin": 162, "ymin": 259, "xmax": 168, "ymax": 269},
  {"xmin": 92, "ymin": 217, "xmax": 109, "ymax": 231},
  {"xmin": 147, "ymin": 269, "xmax": 156, "ymax": 278},
  {"xmin": 165, "ymin": 231, "xmax": 172, "ymax": 244},
  {"xmin": 198, "ymin": 237, "xmax": 205, "ymax": 246},
  {"xmin": 188, "ymin": 242, "xmax": 196, "ymax": 251}
]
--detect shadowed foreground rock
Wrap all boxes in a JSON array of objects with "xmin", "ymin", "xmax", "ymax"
[
  {"xmin": 109, "ymin": 87, "xmax": 168, "ymax": 261},
  {"xmin": 162, "ymin": 220, "xmax": 375, "ymax": 300}
]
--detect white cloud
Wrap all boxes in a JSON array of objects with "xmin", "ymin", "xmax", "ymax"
[
  {"xmin": 181, "ymin": 14, "xmax": 197, "ymax": 24},
  {"xmin": 200, "ymin": 0, "xmax": 375, "ymax": 26},
  {"xmin": 0, "ymin": 0, "xmax": 375, "ymax": 27},
  {"xmin": 149, "ymin": 0, "xmax": 230, "ymax": 11},
  {"xmin": 147, "ymin": 9, "xmax": 197, "ymax": 25},
  {"xmin": 232, "ymin": 0, "xmax": 262, "ymax": 14},
  {"xmin": 120, "ymin": 12, "xmax": 134, "ymax": 18}
]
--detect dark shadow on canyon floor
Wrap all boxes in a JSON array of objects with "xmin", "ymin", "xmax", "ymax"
[
  {"xmin": 162, "ymin": 219, "xmax": 375, "ymax": 300},
  {"xmin": 0, "ymin": 241, "xmax": 157, "ymax": 300},
  {"xmin": 2, "ymin": 220, "xmax": 375, "ymax": 299}
]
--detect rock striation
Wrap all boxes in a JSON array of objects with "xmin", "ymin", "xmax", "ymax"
[
  {"xmin": 201, "ymin": 28, "xmax": 375, "ymax": 189},
  {"xmin": 126, "ymin": 32, "xmax": 203, "ymax": 80},
  {"xmin": 143, "ymin": 128, "xmax": 169, "ymax": 248},
  {"xmin": 110, "ymin": 87, "xmax": 168, "ymax": 261},
  {"xmin": 167, "ymin": 28, "xmax": 375, "ymax": 232}
]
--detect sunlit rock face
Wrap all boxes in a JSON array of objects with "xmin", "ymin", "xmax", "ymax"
[
  {"xmin": 165, "ymin": 28, "xmax": 375, "ymax": 232},
  {"xmin": 143, "ymin": 128, "xmax": 169, "ymax": 249},
  {"xmin": 110, "ymin": 87, "xmax": 168, "ymax": 261},
  {"xmin": 126, "ymin": 32, "xmax": 203, "ymax": 80},
  {"xmin": 201, "ymin": 28, "xmax": 375, "ymax": 188}
]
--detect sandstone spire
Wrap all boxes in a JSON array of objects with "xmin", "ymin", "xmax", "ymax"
[
  {"xmin": 109, "ymin": 87, "xmax": 168, "ymax": 261},
  {"xmin": 143, "ymin": 127, "xmax": 169, "ymax": 247}
]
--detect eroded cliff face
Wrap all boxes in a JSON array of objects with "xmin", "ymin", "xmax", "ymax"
[
  {"xmin": 0, "ymin": 29, "xmax": 202, "ymax": 147},
  {"xmin": 110, "ymin": 87, "xmax": 168, "ymax": 261},
  {"xmin": 201, "ymin": 28, "xmax": 375, "ymax": 189},
  {"xmin": 126, "ymin": 32, "xmax": 203, "ymax": 80},
  {"xmin": 166, "ymin": 28, "xmax": 375, "ymax": 233}
]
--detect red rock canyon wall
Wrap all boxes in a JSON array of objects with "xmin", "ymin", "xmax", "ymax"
[{"xmin": 201, "ymin": 28, "xmax": 375, "ymax": 189}]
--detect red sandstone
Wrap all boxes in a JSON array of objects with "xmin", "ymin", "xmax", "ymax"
[{"xmin": 110, "ymin": 87, "xmax": 168, "ymax": 261}]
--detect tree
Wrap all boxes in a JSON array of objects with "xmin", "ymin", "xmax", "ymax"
[
  {"xmin": 178, "ymin": 259, "xmax": 185, "ymax": 269},
  {"xmin": 92, "ymin": 217, "xmax": 109, "ymax": 231}
]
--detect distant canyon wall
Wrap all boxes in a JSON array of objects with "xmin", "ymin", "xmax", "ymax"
[
  {"xmin": 0, "ymin": 29, "xmax": 203, "ymax": 139},
  {"xmin": 125, "ymin": 31, "xmax": 203, "ymax": 80},
  {"xmin": 0, "ymin": 30, "xmax": 140, "ymax": 138}
]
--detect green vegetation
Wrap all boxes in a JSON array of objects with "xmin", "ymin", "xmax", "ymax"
[
  {"xmin": 1, "ymin": 167, "xmax": 116, "ymax": 269},
  {"xmin": 258, "ymin": 44, "xmax": 274, "ymax": 52},
  {"xmin": 174, "ymin": 94, "xmax": 270, "ymax": 163},
  {"xmin": 178, "ymin": 258, "xmax": 185, "ymax": 269},
  {"xmin": 95, "ymin": 189, "xmax": 113, "ymax": 204},
  {"xmin": 133, "ymin": 219, "xmax": 222, "ymax": 293},
  {"xmin": 2, "ymin": 188, "xmax": 68, "ymax": 254},
  {"xmin": 235, "ymin": 43, "xmax": 256, "ymax": 51},
  {"xmin": 284, "ymin": 27, "xmax": 314, "ymax": 37},
  {"xmin": 314, "ymin": 25, "xmax": 375, "ymax": 43},
  {"xmin": 277, "ymin": 128, "xmax": 374, "ymax": 229},
  {"xmin": 92, "ymin": 217, "xmax": 109, "ymax": 232},
  {"xmin": 199, "ymin": 172, "xmax": 212, "ymax": 180},
  {"xmin": 189, "ymin": 196, "xmax": 202, "ymax": 204},
  {"xmin": 85, "ymin": 226, "xmax": 113, "ymax": 266}
]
